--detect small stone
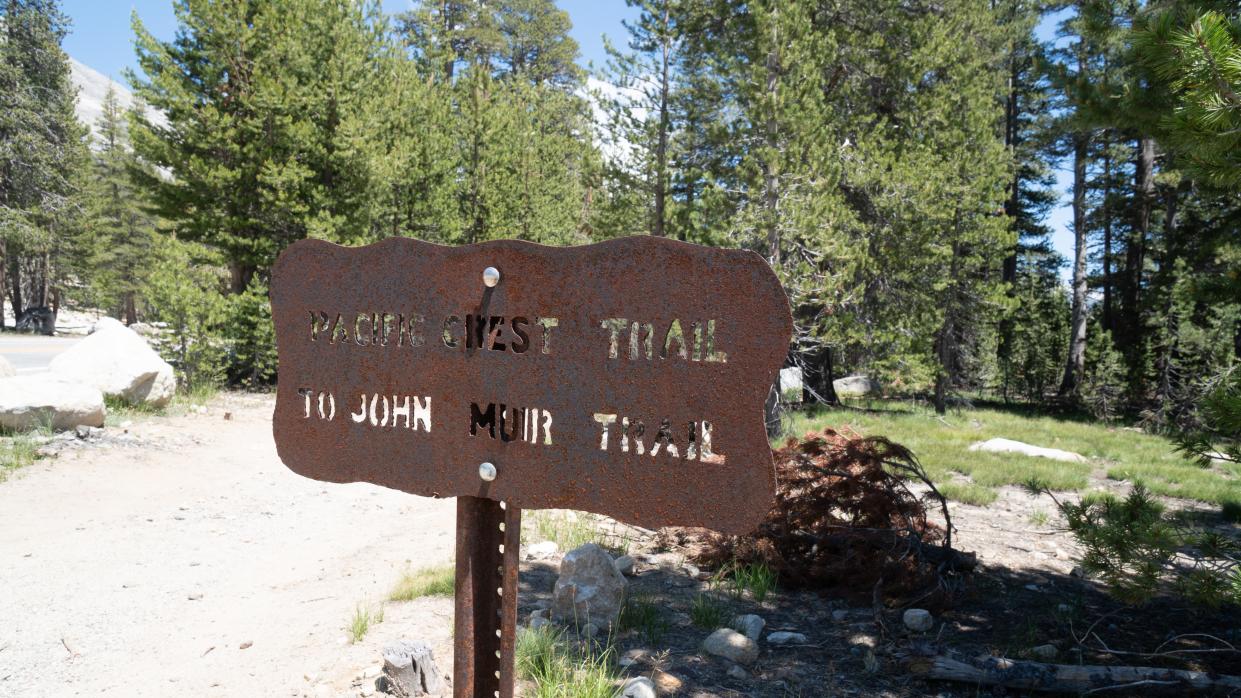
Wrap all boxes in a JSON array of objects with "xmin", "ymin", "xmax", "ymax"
[
  {"xmin": 766, "ymin": 631, "xmax": 808, "ymax": 646},
  {"xmin": 831, "ymin": 609, "xmax": 849, "ymax": 622},
  {"xmin": 529, "ymin": 609, "xmax": 547, "ymax": 623},
  {"xmin": 618, "ymin": 648, "xmax": 647, "ymax": 668},
  {"xmin": 187, "ymin": 592, "xmax": 203, "ymax": 601},
  {"xmin": 581, "ymin": 622, "xmax": 600, "ymax": 639},
  {"xmin": 1030, "ymin": 644, "xmax": 1057, "ymax": 660},
  {"xmin": 529, "ymin": 616, "xmax": 551, "ymax": 631},
  {"xmin": 362, "ymin": 666, "xmax": 382, "ymax": 679},
  {"xmin": 620, "ymin": 676, "xmax": 657, "ymax": 698},
  {"xmin": 1024, "ymin": 584, "xmax": 1041, "ymax": 591},
  {"xmin": 652, "ymin": 669, "xmax": 683, "ymax": 694},
  {"xmin": 902, "ymin": 609, "xmax": 934, "ymax": 633},
  {"xmin": 1070, "ymin": 566, "xmax": 1086, "ymax": 578},
  {"xmin": 525, "ymin": 541, "xmax": 559, "ymax": 560},
  {"xmin": 726, "ymin": 664, "xmax": 748, "ymax": 680},
  {"xmin": 702, "ymin": 628, "xmax": 759, "ymax": 665},
  {"xmin": 239, "ymin": 641, "xmax": 253, "ymax": 650},
  {"xmin": 613, "ymin": 555, "xmax": 636, "ymax": 576},
  {"xmin": 731, "ymin": 614, "xmax": 765, "ymax": 641}
]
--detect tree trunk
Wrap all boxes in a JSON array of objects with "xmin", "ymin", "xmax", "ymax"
[
  {"xmin": 909, "ymin": 654, "xmax": 1241, "ymax": 693},
  {"xmin": 9, "ymin": 253, "xmax": 23, "ymax": 318},
  {"xmin": 652, "ymin": 1, "xmax": 670, "ymax": 238},
  {"xmin": 0, "ymin": 240, "xmax": 6, "ymax": 329},
  {"xmin": 229, "ymin": 261, "xmax": 255, "ymax": 295},
  {"xmin": 1101, "ymin": 133, "xmax": 1114, "ymax": 334},
  {"xmin": 1119, "ymin": 137, "xmax": 1154, "ymax": 364},
  {"xmin": 39, "ymin": 249, "xmax": 51, "ymax": 307},
  {"xmin": 763, "ymin": 7, "xmax": 780, "ymax": 266},
  {"xmin": 124, "ymin": 291, "xmax": 137, "ymax": 325},
  {"xmin": 1059, "ymin": 130, "xmax": 1089, "ymax": 397},
  {"xmin": 997, "ymin": 52, "xmax": 1020, "ymax": 401}
]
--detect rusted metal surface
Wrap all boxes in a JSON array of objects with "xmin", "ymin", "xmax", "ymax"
[
  {"xmin": 270, "ymin": 235, "xmax": 792, "ymax": 535},
  {"xmin": 453, "ymin": 496, "xmax": 521, "ymax": 698}
]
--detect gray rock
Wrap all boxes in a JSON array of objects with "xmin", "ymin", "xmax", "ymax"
[
  {"xmin": 381, "ymin": 640, "xmax": 444, "ymax": 697},
  {"xmin": 620, "ymin": 676, "xmax": 657, "ymax": 698},
  {"xmin": 1030, "ymin": 644, "xmax": 1058, "ymax": 660},
  {"xmin": 731, "ymin": 614, "xmax": 765, "ymax": 641},
  {"xmin": 580, "ymin": 622, "xmax": 600, "ymax": 639},
  {"xmin": 613, "ymin": 554, "xmax": 636, "ymax": 576},
  {"xmin": 902, "ymin": 608, "xmax": 934, "ymax": 633},
  {"xmin": 727, "ymin": 664, "xmax": 749, "ymax": 680},
  {"xmin": 702, "ymin": 628, "xmax": 759, "ymax": 665},
  {"xmin": 0, "ymin": 375, "xmax": 105, "ymax": 431},
  {"xmin": 50, "ymin": 320, "xmax": 175, "ymax": 407},
  {"xmin": 831, "ymin": 609, "xmax": 850, "ymax": 622},
  {"xmin": 766, "ymin": 631, "xmax": 808, "ymax": 646},
  {"xmin": 552, "ymin": 543, "xmax": 628, "ymax": 629},
  {"xmin": 833, "ymin": 375, "xmax": 880, "ymax": 397},
  {"xmin": 529, "ymin": 616, "xmax": 551, "ymax": 631}
]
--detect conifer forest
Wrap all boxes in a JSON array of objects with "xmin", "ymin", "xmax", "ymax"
[{"xmin": 2, "ymin": 0, "xmax": 1239, "ymax": 432}]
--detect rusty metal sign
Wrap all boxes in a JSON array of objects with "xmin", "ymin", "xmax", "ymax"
[{"xmin": 270, "ymin": 235, "xmax": 792, "ymax": 535}]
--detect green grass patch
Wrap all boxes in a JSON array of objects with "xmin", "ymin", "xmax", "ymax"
[
  {"xmin": 526, "ymin": 510, "xmax": 631, "ymax": 556},
  {"xmin": 389, "ymin": 564, "xmax": 455, "ymax": 601},
  {"xmin": 784, "ymin": 400, "xmax": 1236, "ymax": 507},
  {"xmin": 0, "ymin": 432, "xmax": 41, "ymax": 482},
  {"xmin": 728, "ymin": 562, "xmax": 777, "ymax": 602},
  {"xmin": 515, "ymin": 624, "xmax": 618, "ymax": 698},
  {"xmin": 618, "ymin": 594, "xmax": 669, "ymax": 644},
  {"xmin": 937, "ymin": 481, "xmax": 998, "ymax": 506},
  {"xmin": 348, "ymin": 603, "xmax": 384, "ymax": 643},
  {"xmin": 689, "ymin": 591, "xmax": 729, "ymax": 629}
]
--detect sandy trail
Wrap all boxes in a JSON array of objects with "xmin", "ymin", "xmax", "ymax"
[{"xmin": 0, "ymin": 394, "xmax": 457, "ymax": 698}]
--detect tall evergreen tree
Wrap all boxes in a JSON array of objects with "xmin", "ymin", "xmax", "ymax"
[
  {"xmin": 82, "ymin": 86, "xmax": 158, "ymax": 323},
  {"xmin": 0, "ymin": 0, "xmax": 87, "ymax": 324},
  {"xmin": 129, "ymin": 0, "xmax": 389, "ymax": 292}
]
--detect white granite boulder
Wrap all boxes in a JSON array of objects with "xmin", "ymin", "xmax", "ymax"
[
  {"xmin": 552, "ymin": 543, "xmax": 628, "ymax": 629},
  {"xmin": 833, "ymin": 375, "xmax": 880, "ymax": 397},
  {"xmin": 0, "ymin": 375, "xmax": 105, "ymax": 431},
  {"xmin": 0, "ymin": 355, "xmax": 14, "ymax": 378},
  {"xmin": 50, "ymin": 320, "xmax": 175, "ymax": 407},
  {"xmin": 968, "ymin": 438, "xmax": 1086, "ymax": 463}
]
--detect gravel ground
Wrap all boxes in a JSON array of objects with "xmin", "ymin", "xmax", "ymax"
[{"xmin": 0, "ymin": 394, "xmax": 456, "ymax": 698}]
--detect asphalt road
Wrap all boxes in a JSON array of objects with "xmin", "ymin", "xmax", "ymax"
[{"xmin": 0, "ymin": 334, "xmax": 80, "ymax": 373}]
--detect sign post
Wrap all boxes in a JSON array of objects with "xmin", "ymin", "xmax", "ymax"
[{"xmin": 271, "ymin": 236, "xmax": 792, "ymax": 697}]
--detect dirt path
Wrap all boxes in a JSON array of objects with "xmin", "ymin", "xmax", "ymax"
[{"xmin": 0, "ymin": 394, "xmax": 457, "ymax": 698}]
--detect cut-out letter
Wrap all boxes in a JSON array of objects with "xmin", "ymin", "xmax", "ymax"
[{"xmin": 593, "ymin": 413, "xmax": 616, "ymax": 450}]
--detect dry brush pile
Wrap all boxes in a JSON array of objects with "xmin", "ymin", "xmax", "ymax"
[{"xmin": 687, "ymin": 428, "xmax": 976, "ymax": 607}]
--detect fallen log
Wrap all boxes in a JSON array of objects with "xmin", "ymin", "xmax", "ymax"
[{"xmin": 908, "ymin": 654, "xmax": 1241, "ymax": 694}]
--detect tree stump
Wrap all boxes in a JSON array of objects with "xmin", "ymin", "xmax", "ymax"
[{"xmin": 381, "ymin": 640, "xmax": 445, "ymax": 697}]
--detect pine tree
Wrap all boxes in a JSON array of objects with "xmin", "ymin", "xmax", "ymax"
[
  {"xmin": 81, "ymin": 86, "xmax": 157, "ymax": 323},
  {"xmin": 129, "ymin": 0, "xmax": 389, "ymax": 292},
  {"xmin": 0, "ymin": 0, "xmax": 88, "ymax": 324}
]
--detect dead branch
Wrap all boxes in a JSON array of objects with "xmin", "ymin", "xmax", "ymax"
[{"xmin": 908, "ymin": 654, "xmax": 1241, "ymax": 694}]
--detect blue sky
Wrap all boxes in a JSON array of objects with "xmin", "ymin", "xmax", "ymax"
[
  {"xmin": 60, "ymin": 1, "xmax": 636, "ymax": 81},
  {"xmin": 60, "ymin": 1, "xmax": 1074, "ymax": 270}
]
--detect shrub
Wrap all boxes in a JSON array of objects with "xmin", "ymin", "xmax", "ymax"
[
  {"xmin": 143, "ymin": 238, "xmax": 229, "ymax": 393},
  {"xmin": 1028, "ymin": 481, "xmax": 1240, "ymax": 607}
]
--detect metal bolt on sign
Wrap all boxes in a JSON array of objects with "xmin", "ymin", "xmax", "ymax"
[{"xmin": 270, "ymin": 236, "xmax": 792, "ymax": 697}]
